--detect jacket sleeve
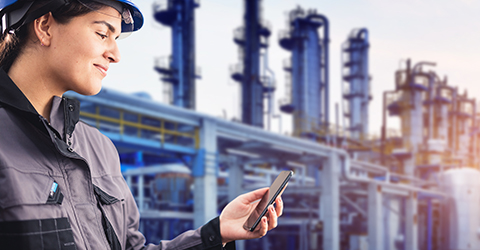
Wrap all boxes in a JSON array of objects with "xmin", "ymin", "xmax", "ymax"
[{"xmin": 122, "ymin": 179, "xmax": 235, "ymax": 250}]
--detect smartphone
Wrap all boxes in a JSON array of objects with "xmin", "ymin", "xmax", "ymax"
[{"xmin": 243, "ymin": 170, "xmax": 293, "ymax": 232}]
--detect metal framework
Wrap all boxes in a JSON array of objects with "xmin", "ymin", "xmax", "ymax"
[
  {"xmin": 230, "ymin": 0, "xmax": 272, "ymax": 127},
  {"xmin": 154, "ymin": 0, "xmax": 200, "ymax": 109},
  {"xmin": 65, "ymin": 87, "xmax": 448, "ymax": 250}
]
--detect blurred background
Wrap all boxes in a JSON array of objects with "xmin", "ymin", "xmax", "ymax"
[{"xmin": 65, "ymin": 0, "xmax": 480, "ymax": 249}]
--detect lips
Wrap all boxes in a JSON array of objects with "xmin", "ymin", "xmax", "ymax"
[{"xmin": 94, "ymin": 64, "xmax": 108, "ymax": 77}]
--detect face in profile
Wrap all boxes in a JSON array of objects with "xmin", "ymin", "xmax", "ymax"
[{"xmin": 44, "ymin": 6, "xmax": 123, "ymax": 96}]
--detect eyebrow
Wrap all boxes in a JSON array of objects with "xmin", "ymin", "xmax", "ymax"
[{"xmin": 93, "ymin": 21, "xmax": 116, "ymax": 33}]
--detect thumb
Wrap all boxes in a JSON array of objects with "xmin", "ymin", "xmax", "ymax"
[{"xmin": 241, "ymin": 187, "xmax": 269, "ymax": 203}]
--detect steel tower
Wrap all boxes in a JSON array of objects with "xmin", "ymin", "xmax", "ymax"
[
  {"xmin": 279, "ymin": 7, "xmax": 329, "ymax": 139},
  {"xmin": 230, "ymin": 0, "xmax": 272, "ymax": 128},
  {"xmin": 154, "ymin": 0, "xmax": 200, "ymax": 109},
  {"xmin": 342, "ymin": 28, "xmax": 371, "ymax": 141}
]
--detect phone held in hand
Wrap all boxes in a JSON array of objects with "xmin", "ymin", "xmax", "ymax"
[{"xmin": 243, "ymin": 170, "xmax": 293, "ymax": 232}]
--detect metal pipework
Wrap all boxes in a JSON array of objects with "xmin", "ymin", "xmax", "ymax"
[
  {"xmin": 310, "ymin": 14, "xmax": 330, "ymax": 130},
  {"xmin": 341, "ymin": 155, "xmax": 446, "ymax": 197},
  {"xmin": 412, "ymin": 61, "xmax": 436, "ymax": 74},
  {"xmin": 381, "ymin": 90, "xmax": 397, "ymax": 165}
]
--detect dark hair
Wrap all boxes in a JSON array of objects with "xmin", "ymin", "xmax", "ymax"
[{"xmin": 0, "ymin": 0, "xmax": 105, "ymax": 72}]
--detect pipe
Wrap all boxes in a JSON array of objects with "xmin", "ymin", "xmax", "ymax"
[
  {"xmin": 413, "ymin": 71, "xmax": 437, "ymax": 145},
  {"xmin": 412, "ymin": 61, "xmax": 436, "ymax": 74},
  {"xmin": 427, "ymin": 199, "xmax": 433, "ymax": 250},
  {"xmin": 452, "ymin": 87, "xmax": 458, "ymax": 153},
  {"xmin": 309, "ymin": 14, "xmax": 330, "ymax": 136},
  {"xmin": 340, "ymin": 39, "xmax": 347, "ymax": 144},
  {"xmin": 335, "ymin": 103, "xmax": 339, "ymax": 147},
  {"xmin": 428, "ymin": 72, "xmax": 435, "ymax": 142},
  {"xmin": 381, "ymin": 90, "xmax": 396, "ymax": 165},
  {"xmin": 262, "ymin": 45, "xmax": 282, "ymax": 133},
  {"xmin": 350, "ymin": 159, "xmax": 389, "ymax": 174},
  {"xmin": 359, "ymin": 29, "xmax": 370, "ymax": 137},
  {"xmin": 473, "ymin": 98, "xmax": 477, "ymax": 166},
  {"xmin": 341, "ymin": 155, "xmax": 446, "ymax": 197},
  {"xmin": 321, "ymin": 16, "xmax": 329, "ymax": 130}
]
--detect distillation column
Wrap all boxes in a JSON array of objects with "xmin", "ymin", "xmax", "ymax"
[
  {"xmin": 279, "ymin": 7, "xmax": 329, "ymax": 139},
  {"xmin": 388, "ymin": 60, "xmax": 434, "ymax": 176},
  {"xmin": 279, "ymin": 7, "xmax": 335, "ymax": 250},
  {"xmin": 154, "ymin": 0, "xmax": 199, "ymax": 109},
  {"xmin": 342, "ymin": 28, "xmax": 370, "ymax": 140},
  {"xmin": 230, "ymin": 0, "xmax": 272, "ymax": 127}
]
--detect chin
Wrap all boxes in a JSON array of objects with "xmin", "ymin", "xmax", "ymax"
[{"xmin": 75, "ymin": 84, "xmax": 102, "ymax": 96}]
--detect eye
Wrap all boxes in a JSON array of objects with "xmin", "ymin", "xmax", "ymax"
[{"xmin": 96, "ymin": 32, "xmax": 108, "ymax": 40}]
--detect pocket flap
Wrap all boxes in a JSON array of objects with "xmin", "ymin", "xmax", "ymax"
[{"xmin": 0, "ymin": 168, "xmax": 53, "ymax": 209}]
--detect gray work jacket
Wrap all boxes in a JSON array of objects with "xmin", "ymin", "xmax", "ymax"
[{"xmin": 0, "ymin": 68, "xmax": 234, "ymax": 250}]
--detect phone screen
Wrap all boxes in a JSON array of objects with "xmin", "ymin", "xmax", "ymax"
[{"xmin": 243, "ymin": 170, "xmax": 293, "ymax": 231}]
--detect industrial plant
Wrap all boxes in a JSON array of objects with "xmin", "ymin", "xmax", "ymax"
[{"xmin": 64, "ymin": 0, "xmax": 479, "ymax": 249}]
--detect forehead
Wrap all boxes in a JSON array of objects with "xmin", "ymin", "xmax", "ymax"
[{"xmin": 81, "ymin": 6, "xmax": 122, "ymax": 29}]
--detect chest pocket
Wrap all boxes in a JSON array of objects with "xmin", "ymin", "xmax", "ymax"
[
  {"xmin": 93, "ymin": 185, "xmax": 125, "ymax": 250},
  {"xmin": 0, "ymin": 168, "xmax": 75, "ymax": 250},
  {"xmin": 0, "ymin": 168, "xmax": 53, "ymax": 209}
]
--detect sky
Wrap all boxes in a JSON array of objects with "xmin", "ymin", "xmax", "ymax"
[{"xmin": 103, "ymin": 0, "xmax": 480, "ymax": 137}]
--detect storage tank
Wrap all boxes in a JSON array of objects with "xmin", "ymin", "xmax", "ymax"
[{"xmin": 440, "ymin": 168, "xmax": 480, "ymax": 250}]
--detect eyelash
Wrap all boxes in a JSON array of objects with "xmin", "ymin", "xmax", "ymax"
[{"xmin": 96, "ymin": 32, "xmax": 108, "ymax": 40}]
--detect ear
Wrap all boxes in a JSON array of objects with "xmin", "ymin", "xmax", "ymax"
[{"xmin": 33, "ymin": 13, "xmax": 55, "ymax": 47}]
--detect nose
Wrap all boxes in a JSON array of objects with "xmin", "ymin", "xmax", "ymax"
[{"xmin": 104, "ymin": 40, "xmax": 121, "ymax": 63}]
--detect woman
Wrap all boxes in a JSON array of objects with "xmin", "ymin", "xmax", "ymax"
[{"xmin": 0, "ymin": 0, "xmax": 284, "ymax": 249}]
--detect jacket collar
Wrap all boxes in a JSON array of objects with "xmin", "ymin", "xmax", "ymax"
[{"xmin": 0, "ymin": 67, "xmax": 80, "ymax": 140}]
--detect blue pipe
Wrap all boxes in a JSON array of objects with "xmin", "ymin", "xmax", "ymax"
[
  {"xmin": 427, "ymin": 199, "xmax": 432, "ymax": 250},
  {"xmin": 313, "ymin": 15, "xmax": 329, "ymax": 128}
]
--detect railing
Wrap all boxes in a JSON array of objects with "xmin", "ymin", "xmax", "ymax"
[
  {"xmin": 163, "ymin": 83, "xmax": 173, "ymax": 105},
  {"xmin": 152, "ymin": 0, "xmax": 168, "ymax": 12},
  {"xmin": 259, "ymin": 19, "xmax": 272, "ymax": 35},
  {"xmin": 229, "ymin": 63, "xmax": 243, "ymax": 77},
  {"xmin": 195, "ymin": 66, "xmax": 202, "ymax": 78},
  {"xmin": 154, "ymin": 55, "xmax": 173, "ymax": 71},
  {"xmin": 278, "ymin": 29, "xmax": 291, "ymax": 42},
  {"xmin": 438, "ymin": 87, "xmax": 452, "ymax": 101},
  {"xmin": 233, "ymin": 26, "xmax": 244, "ymax": 43},
  {"xmin": 153, "ymin": 0, "xmax": 201, "ymax": 12},
  {"xmin": 259, "ymin": 75, "xmax": 275, "ymax": 90},
  {"xmin": 79, "ymin": 107, "xmax": 199, "ymax": 149},
  {"xmin": 282, "ymin": 57, "xmax": 291, "ymax": 70}
]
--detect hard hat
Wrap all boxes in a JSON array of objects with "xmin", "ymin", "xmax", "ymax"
[{"xmin": 0, "ymin": 0, "xmax": 144, "ymax": 35}]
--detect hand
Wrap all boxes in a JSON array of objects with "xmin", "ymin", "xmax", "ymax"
[{"xmin": 218, "ymin": 187, "xmax": 284, "ymax": 244}]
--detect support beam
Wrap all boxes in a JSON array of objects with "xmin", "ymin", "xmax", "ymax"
[
  {"xmin": 405, "ymin": 191, "xmax": 418, "ymax": 250},
  {"xmin": 228, "ymin": 156, "xmax": 243, "ymax": 201},
  {"xmin": 228, "ymin": 156, "xmax": 245, "ymax": 250},
  {"xmin": 321, "ymin": 153, "xmax": 340, "ymax": 250},
  {"xmin": 368, "ymin": 183, "xmax": 383, "ymax": 250},
  {"xmin": 194, "ymin": 119, "xmax": 218, "ymax": 228},
  {"xmin": 138, "ymin": 175, "xmax": 144, "ymax": 211}
]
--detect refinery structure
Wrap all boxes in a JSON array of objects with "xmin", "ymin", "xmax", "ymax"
[{"xmin": 64, "ymin": 1, "xmax": 479, "ymax": 250}]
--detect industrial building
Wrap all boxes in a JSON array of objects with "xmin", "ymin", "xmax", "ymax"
[{"xmin": 64, "ymin": 0, "xmax": 480, "ymax": 249}]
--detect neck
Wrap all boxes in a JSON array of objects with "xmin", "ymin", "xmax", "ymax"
[{"xmin": 8, "ymin": 51, "xmax": 63, "ymax": 122}]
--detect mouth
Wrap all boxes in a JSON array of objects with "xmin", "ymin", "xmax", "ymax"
[{"xmin": 94, "ymin": 64, "xmax": 108, "ymax": 77}]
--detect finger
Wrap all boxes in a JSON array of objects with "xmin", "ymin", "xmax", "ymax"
[
  {"xmin": 267, "ymin": 205, "xmax": 278, "ymax": 230},
  {"xmin": 278, "ymin": 183, "xmax": 288, "ymax": 196},
  {"xmin": 256, "ymin": 216, "xmax": 268, "ymax": 237},
  {"xmin": 275, "ymin": 196, "xmax": 283, "ymax": 217}
]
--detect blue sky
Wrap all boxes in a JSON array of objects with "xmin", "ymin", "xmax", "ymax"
[{"xmin": 103, "ymin": 0, "xmax": 480, "ymax": 136}]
